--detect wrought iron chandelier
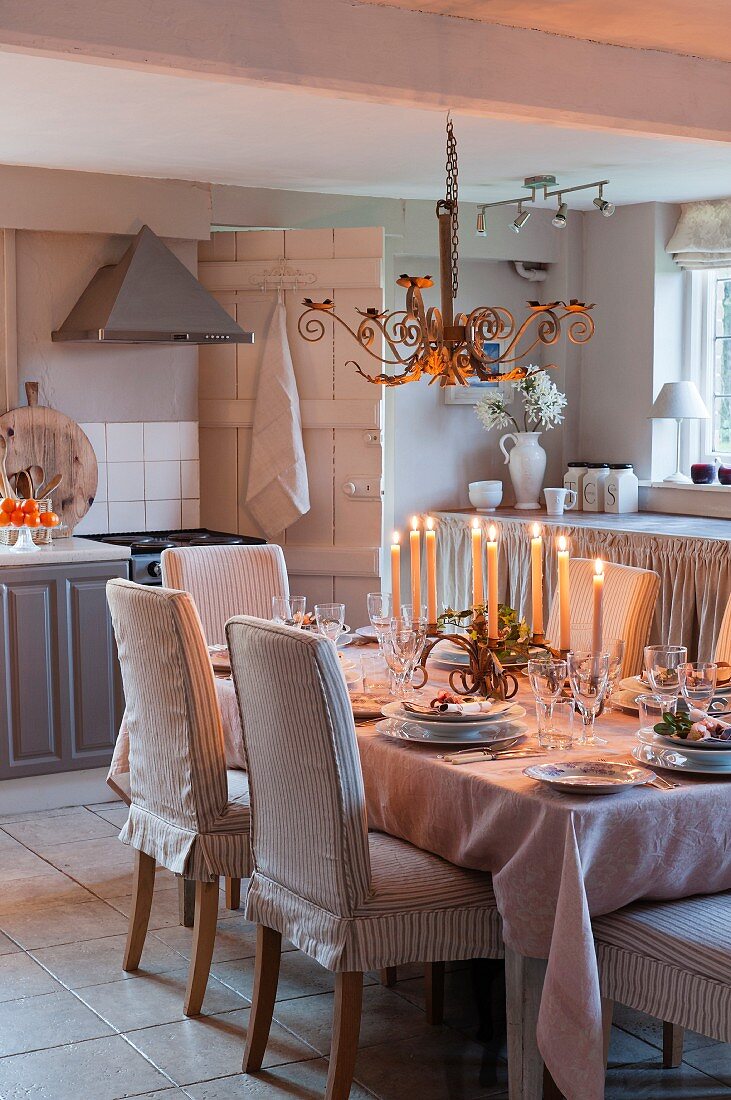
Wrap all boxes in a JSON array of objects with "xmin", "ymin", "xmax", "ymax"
[{"xmin": 298, "ymin": 116, "xmax": 596, "ymax": 388}]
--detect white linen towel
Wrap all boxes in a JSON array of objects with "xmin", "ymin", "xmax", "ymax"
[{"xmin": 245, "ymin": 296, "xmax": 310, "ymax": 537}]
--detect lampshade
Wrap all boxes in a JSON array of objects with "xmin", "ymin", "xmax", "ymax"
[{"xmin": 651, "ymin": 381, "xmax": 710, "ymax": 420}]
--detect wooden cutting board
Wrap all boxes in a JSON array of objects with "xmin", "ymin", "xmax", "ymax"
[{"xmin": 0, "ymin": 382, "xmax": 98, "ymax": 535}]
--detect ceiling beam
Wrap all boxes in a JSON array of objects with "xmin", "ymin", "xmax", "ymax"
[{"xmin": 0, "ymin": 0, "xmax": 729, "ymax": 143}]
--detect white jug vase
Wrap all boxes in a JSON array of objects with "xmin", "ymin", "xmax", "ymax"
[{"xmin": 499, "ymin": 431, "xmax": 547, "ymax": 510}]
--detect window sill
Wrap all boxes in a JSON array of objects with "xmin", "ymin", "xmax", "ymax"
[
  {"xmin": 639, "ymin": 481, "xmax": 731, "ymax": 492},
  {"xmin": 639, "ymin": 481, "xmax": 731, "ymax": 519}
]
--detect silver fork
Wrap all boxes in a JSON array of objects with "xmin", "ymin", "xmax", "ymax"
[{"xmin": 616, "ymin": 755, "xmax": 680, "ymax": 789}]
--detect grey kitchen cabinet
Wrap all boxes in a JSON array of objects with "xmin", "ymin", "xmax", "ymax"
[{"xmin": 0, "ymin": 559, "xmax": 128, "ymax": 780}]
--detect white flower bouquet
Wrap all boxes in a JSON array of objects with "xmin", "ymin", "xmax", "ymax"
[{"xmin": 475, "ymin": 364, "xmax": 567, "ymax": 433}]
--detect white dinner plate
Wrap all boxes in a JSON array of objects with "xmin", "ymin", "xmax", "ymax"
[
  {"xmin": 395, "ymin": 698, "xmax": 524, "ymax": 723},
  {"xmin": 355, "ymin": 625, "xmax": 378, "ymax": 640},
  {"xmin": 636, "ymin": 727, "xmax": 731, "ymax": 756},
  {"xmin": 619, "ymin": 674, "xmax": 731, "ymax": 699},
  {"xmin": 632, "ymin": 741, "xmax": 731, "ymax": 776},
  {"xmin": 376, "ymin": 718, "xmax": 528, "ymax": 747},
  {"xmin": 523, "ymin": 759, "xmax": 655, "ymax": 795},
  {"xmin": 381, "ymin": 700, "xmax": 526, "ymax": 729},
  {"xmin": 337, "ymin": 633, "xmax": 358, "ymax": 649}
]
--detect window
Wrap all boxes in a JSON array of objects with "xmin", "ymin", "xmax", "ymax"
[{"xmin": 696, "ymin": 268, "xmax": 731, "ymax": 459}]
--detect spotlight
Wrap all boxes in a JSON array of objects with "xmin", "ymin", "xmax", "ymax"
[
  {"xmin": 476, "ymin": 210, "xmax": 487, "ymax": 236},
  {"xmin": 552, "ymin": 200, "xmax": 568, "ymax": 228},
  {"xmin": 593, "ymin": 189, "xmax": 615, "ymax": 217},
  {"xmin": 511, "ymin": 206, "xmax": 531, "ymax": 233}
]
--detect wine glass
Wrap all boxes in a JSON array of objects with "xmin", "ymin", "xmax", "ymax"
[
  {"xmin": 644, "ymin": 645, "xmax": 687, "ymax": 702},
  {"xmin": 679, "ymin": 661, "xmax": 717, "ymax": 713},
  {"xmin": 568, "ymin": 651, "xmax": 610, "ymax": 746},
  {"xmin": 382, "ymin": 619, "xmax": 426, "ymax": 699},
  {"xmin": 367, "ymin": 592, "xmax": 392, "ymax": 651},
  {"xmin": 401, "ymin": 604, "xmax": 428, "ymax": 627},
  {"xmin": 271, "ymin": 596, "xmax": 306, "ymax": 627},
  {"xmin": 314, "ymin": 603, "xmax": 346, "ymax": 644}
]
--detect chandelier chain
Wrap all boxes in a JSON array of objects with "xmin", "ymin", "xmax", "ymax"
[{"xmin": 445, "ymin": 115, "xmax": 459, "ymax": 300}]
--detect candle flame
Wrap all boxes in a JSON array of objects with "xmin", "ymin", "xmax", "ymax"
[
  {"xmin": 471, "ymin": 517, "xmax": 480, "ymax": 531},
  {"xmin": 488, "ymin": 524, "xmax": 497, "ymax": 542},
  {"xmin": 595, "ymin": 558, "xmax": 604, "ymax": 576},
  {"xmin": 411, "ymin": 516, "xmax": 419, "ymax": 531},
  {"xmin": 558, "ymin": 535, "xmax": 568, "ymax": 552},
  {"xmin": 426, "ymin": 516, "xmax": 434, "ymax": 531},
  {"xmin": 532, "ymin": 522, "xmax": 541, "ymax": 539},
  {"xmin": 392, "ymin": 531, "xmax": 400, "ymax": 545}
]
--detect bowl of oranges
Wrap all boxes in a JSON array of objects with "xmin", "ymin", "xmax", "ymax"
[{"xmin": 0, "ymin": 497, "xmax": 60, "ymax": 551}]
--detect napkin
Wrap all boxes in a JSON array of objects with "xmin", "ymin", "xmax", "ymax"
[{"xmin": 434, "ymin": 700, "xmax": 494, "ymax": 714}]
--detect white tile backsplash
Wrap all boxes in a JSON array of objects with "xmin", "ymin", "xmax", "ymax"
[
  {"xmin": 181, "ymin": 460, "xmax": 199, "ymax": 500},
  {"xmin": 74, "ymin": 501, "xmax": 109, "ymax": 535},
  {"xmin": 181, "ymin": 498, "xmax": 200, "ymax": 528},
  {"xmin": 94, "ymin": 463, "xmax": 107, "ymax": 503},
  {"xmin": 108, "ymin": 500, "xmax": 146, "ymax": 532},
  {"xmin": 79, "ymin": 423, "xmax": 106, "ymax": 463},
  {"xmin": 107, "ymin": 461, "xmax": 145, "ymax": 502},
  {"xmin": 145, "ymin": 499, "xmax": 182, "ymax": 531},
  {"xmin": 144, "ymin": 460, "xmax": 181, "ymax": 501},
  {"xmin": 144, "ymin": 421, "xmax": 180, "ymax": 461},
  {"xmin": 106, "ymin": 422, "xmax": 143, "ymax": 463},
  {"xmin": 180, "ymin": 422, "xmax": 199, "ymax": 460}
]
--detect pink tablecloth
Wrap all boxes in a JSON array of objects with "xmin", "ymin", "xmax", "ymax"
[{"xmin": 108, "ymin": 675, "xmax": 731, "ymax": 1100}]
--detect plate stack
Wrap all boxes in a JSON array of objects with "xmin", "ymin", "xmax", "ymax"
[{"xmin": 376, "ymin": 698, "xmax": 527, "ymax": 746}]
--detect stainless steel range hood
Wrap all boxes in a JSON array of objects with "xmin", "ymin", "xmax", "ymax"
[{"xmin": 52, "ymin": 225, "xmax": 254, "ymax": 345}]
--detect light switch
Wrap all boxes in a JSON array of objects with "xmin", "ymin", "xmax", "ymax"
[{"xmin": 342, "ymin": 477, "xmax": 382, "ymax": 499}]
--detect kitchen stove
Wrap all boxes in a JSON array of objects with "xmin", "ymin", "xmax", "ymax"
[{"xmin": 85, "ymin": 528, "xmax": 264, "ymax": 584}]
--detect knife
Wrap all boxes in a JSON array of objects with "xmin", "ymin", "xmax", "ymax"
[{"xmin": 437, "ymin": 748, "xmax": 547, "ymax": 764}]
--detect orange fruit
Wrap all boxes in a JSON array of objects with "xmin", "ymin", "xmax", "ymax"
[
  {"xmin": 10, "ymin": 510, "xmax": 25, "ymax": 527},
  {"xmin": 0, "ymin": 513, "xmax": 10, "ymax": 527},
  {"xmin": 21, "ymin": 498, "xmax": 39, "ymax": 514},
  {"xmin": 40, "ymin": 511, "xmax": 60, "ymax": 528},
  {"xmin": 1, "ymin": 498, "xmax": 16, "ymax": 514},
  {"xmin": 24, "ymin": 513, "xmax": 41, "ymax": 527}
]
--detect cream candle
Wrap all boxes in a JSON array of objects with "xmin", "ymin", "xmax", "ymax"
[
  {"xmin": 425, "ymin": 517, "xmax": 437, "ymax": 625},
  {"xmin": 410, "ymin": 516, "xmax": 421, "ymax": 612},
  {"xmin": 531, "ymin": 523, "xmax": 543, "ymax": 638},
  {"xmin": 390, "ymin": 531, "xmax": 401, "ymax": 615},
  {"xmin": 557, "ymin": 535, "xmax": 571, "ymax": 652},
  {"xmin": 592, "ymin": 559, "xmax": 604, "ymax": 654},
  {"xmin": 487, "ymin": 524, "xmax": 499, "ymax": 642},
  {"xmin": 471, "ymin": 518, "xmax": 483, "ymax": 609}
]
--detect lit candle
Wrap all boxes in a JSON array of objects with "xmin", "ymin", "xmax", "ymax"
[
  {"xmin": 557, "ymin": 535, "xmax": 571, "ymax": 652},
  {"xmin": 592, "ymin": 558, "xmax": 604, "ymax": 655},
  {"xmin": 531, "ymin": 523, "xmax": 543, "ymax": 637},
  {"xmin": 410, "ymin": 516, "xmax": 421, "ymax": 613},
  {"xmin": 471, "ymin": 518, "xmax": 483, "ymax": 609},
  {"xmin": 425, "ymin": 517, "xmax": 437, "ymax": 625},
  {"xmin": 390, "ymin": 531, "xmax": 401, "ymax": 615},
  {"xmin": 487, "ymin": 524, "xmax": 499, "ymax": 642}
]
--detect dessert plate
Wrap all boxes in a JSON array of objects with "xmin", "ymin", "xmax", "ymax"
[
  {"xmin": 381, "ymin": 700, "xmax": 525, "ymax": 729},
  {"xmin": 376, "ymin": 718, "xmax": 527, "ymax": 747},
  {"xmin": 523, "ymin": 759, "xmax": 654, "ymax": 795}
]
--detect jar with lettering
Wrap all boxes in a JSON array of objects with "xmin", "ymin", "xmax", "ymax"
[
  {"xmin": 563, "ymin": 463, "xmax": 587, "ymax": 511},
  {"xmin": 582, "ymin": 463, "xmax": 610, "ymax": 512},
  {"xmin": 604, "ymin": 463, "xmax": 639, "ymax": 513}
]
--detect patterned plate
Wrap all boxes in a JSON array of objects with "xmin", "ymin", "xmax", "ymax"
[{"xmin": 523, "ymin": 759, "xmax": 654, "ymax": 795}]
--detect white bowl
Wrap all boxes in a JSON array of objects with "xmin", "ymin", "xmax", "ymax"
[{"xmin": 469, "ymin": 481, "xmax": 503, "ymax": 511}]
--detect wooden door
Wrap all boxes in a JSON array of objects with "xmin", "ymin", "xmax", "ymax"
[{"xmin": 198, "ymin": 229, "xmax": 384, "ymax": 623}]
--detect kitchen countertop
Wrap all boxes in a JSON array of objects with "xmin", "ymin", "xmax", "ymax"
[
  {"xmin": 438, "ymin": 507, "xmax": 731, "ymax": 542},
  {"xmin": 0, "ymin": 536, "xmax": 131, "ymax": 568}
]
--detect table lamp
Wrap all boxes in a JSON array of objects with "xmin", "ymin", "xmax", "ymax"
[{"xmin": 650, "ymin": 381, "xmax": 710, "ymax": 483}]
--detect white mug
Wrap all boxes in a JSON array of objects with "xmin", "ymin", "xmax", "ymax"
[{"xmin": 544, "ymin": 487, "xmax": 577, "ymax": 516}]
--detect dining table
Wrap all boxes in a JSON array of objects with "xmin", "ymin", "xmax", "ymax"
[{"xmin": 107, "ymin": 643, "xmax": 731, "ymax": 1100}]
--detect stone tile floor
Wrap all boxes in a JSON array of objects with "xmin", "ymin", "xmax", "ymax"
[{"xmin": 0, "ymin": 801, "xmax": 728, "ymax": 1100}]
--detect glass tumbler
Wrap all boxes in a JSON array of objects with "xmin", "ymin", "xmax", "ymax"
[
  {"xmin": 271, "ymin": 596, "xmax": 306, "ymax": 627},
  {"xmin": 536, "ymin": 697, "xmax": 575, "ymax": 750},
  {"xmin": 637, "ymin": 693, "xmax": 677, "ymax": 730},
  {"xmin": 679, "ymin": 662, "xmax": 718, "ymax": 713}
]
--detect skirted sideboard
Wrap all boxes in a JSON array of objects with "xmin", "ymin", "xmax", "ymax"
[{"xmin": 429, "ymin": 509, "xmax": 731, "ymax": 661}]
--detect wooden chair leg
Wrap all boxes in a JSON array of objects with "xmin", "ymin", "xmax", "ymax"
[
  {"xmin": 243, "ymin": 925, "xmax": 282, "ymax": 1072},
  {"xmin": 122, "ymin": 850, "xmax": 156, "ymax": 972},
  {"xmin": 225, "ymin": 876, "xmax": 241, "ymax": 911},
  {"xmin": 425, "ymin": 961, "xmax": 445, "ymax": 1025},
  {"xmin": 379, "ymin": 966, "xmax": 397, "ymax": 987},
  {"xmin": 662, "ymin": 1021, "xmax": 683, "ymax": 1068},
  {"xmin": 601, "ymin": 997, "xmax": 614, "ymax": 1067},
  {"xmin": 326, "ymin": 971, "xmax": 363, "ymax": 1100},
  {"xmin": 183, "ymin": 879, "xmax": 220, "ymax": 1017},
  {"xmin": 178, "ymin": 877, "xmax": 195, "ymax": 927}
]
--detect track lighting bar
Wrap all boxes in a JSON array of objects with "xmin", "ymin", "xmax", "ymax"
[{"xmin": 476, "ymin": 178, "xmax": 613, "ymax": 236}]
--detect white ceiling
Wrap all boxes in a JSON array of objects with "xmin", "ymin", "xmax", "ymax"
[
  {"xmin": 365, "ymin": 1, "xmax": 731, "ymax": 63},
  {"xmin": 1, "ymin": 50, "xmax": 731, "ymax": 208}
]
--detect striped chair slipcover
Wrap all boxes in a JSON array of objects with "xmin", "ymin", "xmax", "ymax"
[
  {"xmin": 106, "ymin": 578, "xmax": 251, "ymax": 1016},
  {"xmin": 593, "ymin": 892, "xmax": 731, "ymax": 1070},
  {"xmin": 712, "ymin": 593, "xmax": 731, "ymax": 665},
  {"xmin": 161, "ymin": 543, "xmax": 289, "ymax": 646},
  {"xmin": 545, "ymin": 558, "xmax": 659, "ymax": 676},
  {"xmin": 226, "ymin": 616, "xmax": 503, "ymax": 1100}
]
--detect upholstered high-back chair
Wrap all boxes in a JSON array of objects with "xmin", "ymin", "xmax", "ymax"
[
  {"xmin": 161, "ymin": 543, "xmax": 289, "ymax": 645},
  {"xmin": 106, "ymin": 578, "xmax": 251, "ymax": 1016},
  {"xmin": 546, "ymin": 558, "xmax": 660, "ymax": 676},
  {"xmin": 712, "ymin": 594, "xmax": 731, "ymax": 666},
  {"xmin": 227, "ymin": 616, "xmax": 503, "ymax": 1099}
]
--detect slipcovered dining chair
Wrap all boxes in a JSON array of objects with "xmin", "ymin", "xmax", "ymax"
[
  {"xmin": 226, "ymin": 616, "xmax": 504, "ymax": 1100},
  {"xmin": 545, "ymin": 558, "xmax": 659, "ymax": 676},
  {"xmin": 593, "ymin": 892, "xmax": 731, "ymax": 1072},
  {"xmin": 161, "ymin": 542, "xmax": 289, "ymax": 646},
  {"xmin": 106, "ymin": 578, "xmax": 251, "ymax": 1017},
  {"xmin": 712, "ymin": 592, "xmax": 731, "ymax": 665}
]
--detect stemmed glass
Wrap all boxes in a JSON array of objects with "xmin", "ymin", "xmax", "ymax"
[
  {"xmin": 367, "ymin": 592, "xmax": 392, "ymax": 652},
  {"xmin": 382, "ymin": 618, "xmax": 427, "ymax": 699},
  {"xmin": 568, "ymin": 651, "xmax": 610, "ymax": 746},
  {"xmin": 314, "ymin": 603, "xmax": 346, "ymax": 644},
  {"xmin": 679, "ymin": 661, "xmax": 718, "ymax": 713},
  {"xmin": 401, "ymin": 604, "xmax": 428, "ymax": 626},
  {"xmin": 644, "ymin": 645, "xmax": 688, "ymax": 702},
  {"xmin": 271, "ymin": 596, "xmax": 307, "ymax": 627},
  {"xmin": 527, "ymin": 657, "xmax": 567, "ymax": 736}
]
